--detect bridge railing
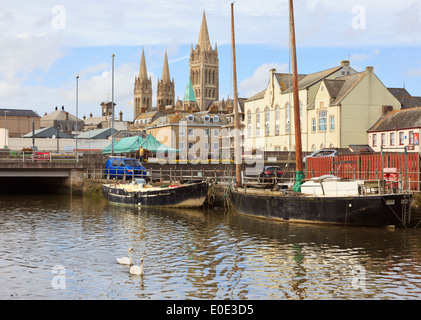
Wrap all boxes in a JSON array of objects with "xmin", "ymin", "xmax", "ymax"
[{"xmin": 8, "ymin": 151, "xmax": 81, "ymax": 162}]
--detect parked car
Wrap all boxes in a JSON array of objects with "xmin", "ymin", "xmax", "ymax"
[
  {"xmin": 104, "ymin": 157, "xmax": 148, "ymax": 179},
  {"xmin": 303, "ymin": 149, "xmax": 338, "ymax": 163},
  {"xmin": 260, "ymin": 166, "xmax": 284, "ymax": 183}
]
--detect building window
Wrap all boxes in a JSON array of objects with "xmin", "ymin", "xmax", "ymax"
[
  {"xmin": 381, "ymin": 133, "xmax": 386, "ymax": 146},
  {"xmin": 265, "ymin": 107, "xmax": 270, "ymax": 136},
  {"xmin": 188, "ymin": 142, "xmax": 194, "ymax": 150},
  {"xmin": 179, "ymin": 126, "xmax": 185, "ymax": 136},
  {"xmin": 256, "ymin": 109, "xmax": 260, "ymax": 136},
  {"xmin": 247, "ymin": 111, "xmax": 252, "ymax": 138},
  {"xmin": 179, "ymin": 142, "xmax": 185, "ymax": 150},
  {"xmin": 204, "ymin": 142, "xmax": 209, "ymax": 150},
  {"xmin": 311, "ymin": 118, "xmax": 316, "ymax": 133},
  {"xmin": 275, "ymin": 106, "xmax": 280, "ymax": 135},
  {"xmin": 329, "ymin": 116, "xmax": 335, "ymax": 131},
  {"xmin": 409, "ymin": 131, "xmax": 414, "ymax": 145},
  {"xmin": 318, "ymin": 110, "xmax": 327, "ymax": 132},
  {"xmin": 285, "ymin": 103, "xmax": 290, "ymax": 133},
  {"xmin": 372, "ymin": 134, "xmax": 377, "ymax": 147},
  {"xmin": 212, "ymin": 129, "xmax": 219, "ymax": 137},
  {"xmin": 399, "ymin": 132, "xmax": 404, "ymax": 145},
  {"xmin": 390, "ymin": 132, "xmax": 395, "ymax": 146},
  {"xmin": 213, "ymin": 142, "xmax": 219, "ymax": 150},
  {"xmin": 188, "ymin": 128, "xmax": 194, "ymax": 136}
]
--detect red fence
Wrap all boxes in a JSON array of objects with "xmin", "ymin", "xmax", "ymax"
[{"xmin": 306, "ymin": 153, "xmax": 420, "ymax": 190}]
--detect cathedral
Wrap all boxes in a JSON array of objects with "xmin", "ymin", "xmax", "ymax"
[{"xmin": 133, "ymin": 11, "xmax": 219, "ymax": 120}]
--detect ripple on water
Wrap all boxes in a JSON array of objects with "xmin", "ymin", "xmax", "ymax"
[{"xmin": 0, "ymin": 195, "xmax": 421, "ymax": 299}]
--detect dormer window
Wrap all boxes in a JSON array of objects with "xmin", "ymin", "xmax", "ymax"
[
  {"xmin": 203, "ymin": 115, "xmax": 210, "ymax": 122},
  {"xmin": 212, "ymin": 115, "xmax": 219, "ymax": 123},
  {"xmin": 187, "ymin": 114, "xmax": 194, "ymax": 122}
]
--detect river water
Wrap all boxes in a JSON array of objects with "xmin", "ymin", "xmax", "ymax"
[{"xmin": 0, "ymin": 194, "xmax": 420, "ymax": 300}]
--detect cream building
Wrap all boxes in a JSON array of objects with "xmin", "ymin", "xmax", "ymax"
[
  {"xmin": 368, "ymin": 107, "xmax": 421, "ymax": 153},
  {"xmin": 244, "ymin": 61, "xmax": 401, "ymax": 152}
]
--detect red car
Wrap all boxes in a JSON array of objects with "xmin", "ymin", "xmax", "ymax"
[{"xmin": 260, "ymin": 166, "xmax": 284, "ymax": 183}]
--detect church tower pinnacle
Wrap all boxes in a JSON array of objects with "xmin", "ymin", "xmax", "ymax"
[
  {"xmin": 189, "ymin": 10, "xmax": 219, "ymax": 111},
  {"xmin": 157, "ymin": 51, "xmax": 175, "ymax": 110},
  {"xmin": 134, "ymin": 48, "xmax": 152, "ymax": 118}
]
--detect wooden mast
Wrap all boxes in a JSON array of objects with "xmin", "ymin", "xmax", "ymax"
[
  {"xmin": 289, "ymin": 0, "xmax": 304, "ymax": 191},
  {"xmin": 231, "ymin": 2, "xmax": 241, "ymax": 187}
]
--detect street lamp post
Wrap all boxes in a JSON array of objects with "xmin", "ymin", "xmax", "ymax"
[
  {"xmin": 111, "ymin": 53, "xmax": 115, "ymax": 157},
  {"xmin": 75, "ymin": 74, "xmax": 79, "ymax": 162}
]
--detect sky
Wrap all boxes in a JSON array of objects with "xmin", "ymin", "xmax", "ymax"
[{"xmin": 1, "ymin": 0, "xmax": 421, "ymax": 121}]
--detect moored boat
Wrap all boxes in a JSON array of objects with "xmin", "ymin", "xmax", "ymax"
[
  {"xmin": 102, "ymin": 180, "xmax": 208, "ymax": 207},
  {"xmin": 230, "ymin": 183, "xmax": 412, "ymax": 227}
]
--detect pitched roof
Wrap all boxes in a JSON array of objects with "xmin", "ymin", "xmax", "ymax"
[
  {"xmin": 0, "ymin": 109, "xmax": 39, "ymax": 117},
  {"xmin": 41, "ymin": 109, "xmax": 82, "ymax": 122},
  {"xmin": 284, "ymin": 66, "xmax": 342, "ymax": 92},
  {"xmin": 23, "ymin": 126, "xmax": 73, "ymax": 138},
  {"xmin": 329, "ymin": 72, "xmax": 366, "ymax": 106},
  {"xmin": 76, "ymin": 127, "xmax": 117, "ymax": 139},
  {"xmin": 368, "ymin": 107, "xmax": 421, "ymax": 132},
  {"xmin": 387, "ymin": 88, "xmax": 421, "ymax": 109}
]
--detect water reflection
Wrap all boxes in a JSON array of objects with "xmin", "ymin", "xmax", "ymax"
[{"xmin": 0, "ymin": 194, "xmax": 420, "ymax": 299}]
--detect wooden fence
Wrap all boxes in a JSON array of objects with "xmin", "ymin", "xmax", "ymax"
[{"xmin": 306, "ymin": 153, "xmax": 420, "ymax": 191}]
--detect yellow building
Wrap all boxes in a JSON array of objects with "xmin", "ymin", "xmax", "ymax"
[{"xmin": 244, "ymin": 61, "xmax": 401, "ymax": 152}]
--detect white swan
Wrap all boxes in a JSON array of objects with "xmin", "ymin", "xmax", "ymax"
[
  {"xmin": 130, "ymin": 257, "xmax": 144, "ymax": 276},
  {"xmin": 117, "ymin": 247, "xmax": 134, "ymax": 265}
]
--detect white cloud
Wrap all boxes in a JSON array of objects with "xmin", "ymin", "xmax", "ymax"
[
  {"xmin": 405, "ymin": 68, "xmax": 421, "ymax": 78},
  {"xmin": 239, "ymin": 62, "xmax": 288, "ymax": 98}
]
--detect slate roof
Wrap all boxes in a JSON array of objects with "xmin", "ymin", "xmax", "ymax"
[
  {"xmin": 0, "ymin": 109, "xmax": 39, "ymax": 117},
  {"xmin": 76, "ymin": 127, "xmax": 117, "ymax": 139},
  {"xmin": 387, "ymin": 88, "xmax": 421, "ymax": 109},
  {"xmin": 368, "ymin": 107, "xmax": 421, "ymax": 132},
  {"xmin": 23, "ymin": 126, "xmax": 73, "ymax": 138},
  {"xmin": 329, "ymin": 72, "xmax": 366, "ymax": 106}
]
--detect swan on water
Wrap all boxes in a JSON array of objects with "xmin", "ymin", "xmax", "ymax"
[
  {"xmin": 130, "ymin": 257, "xmax": 144, "ymax": 276},
  {"xmin": 117, "ymin": 248, "xmax": 134, "ymax": 265}
]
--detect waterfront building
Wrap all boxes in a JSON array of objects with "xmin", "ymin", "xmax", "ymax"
[
  {"xmin": 368, "ymin": 107, "xmax": 421, "ymax": 153},
  {"xmin": 0, "ymin": 109, "xmax": 40, "ymax": 144},
  {"xmin": 41, "ymin": 106, "xmax": 84, "ymax": 135},
  {"xmin": 147, "ymin": 110, "xmax": 228, "ymax": 161},
  {"xmin": 243, "ymin": 61, "xmax": 402, "ymax": 152}
]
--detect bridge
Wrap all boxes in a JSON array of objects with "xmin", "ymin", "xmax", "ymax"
[{"xmin": 0, "ymin": 153, "xmax": 103, "ymax": 193}]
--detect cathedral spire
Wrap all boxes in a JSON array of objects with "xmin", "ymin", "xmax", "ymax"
[
  {"xmin": 139, "ymin": 48, "xmax": 148, "ymax": 80},
  {"xmin": 161, "ymin": 51, "xmax": 171, "ymax": 83},
  {"xmin": 197, "ymin": 11, "xmax": 211, "ymax": 51}
]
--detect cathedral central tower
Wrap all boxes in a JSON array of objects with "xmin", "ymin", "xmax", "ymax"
[{"xmin": 189, "ymin": 11, "xmax": 219, "ymax": 111}]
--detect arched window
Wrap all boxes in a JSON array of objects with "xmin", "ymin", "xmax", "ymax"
[
  {"xmin": 285, "ymin": 103, "xmax": 290, "ymax": 133},
  {"xmin": 247, "ymin": 110, "xmax": 252, "ymax": 138},
  {"xmin": 275, "ymin": 105, "xmax": 280, "ymax": 135},
  {"xmin": 256, "ymin": 109, "xmax": 261, "ymax": 136},
  {"xmin": 265, "ymin": 107, "xmax": 270, "ymax": 136}
]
